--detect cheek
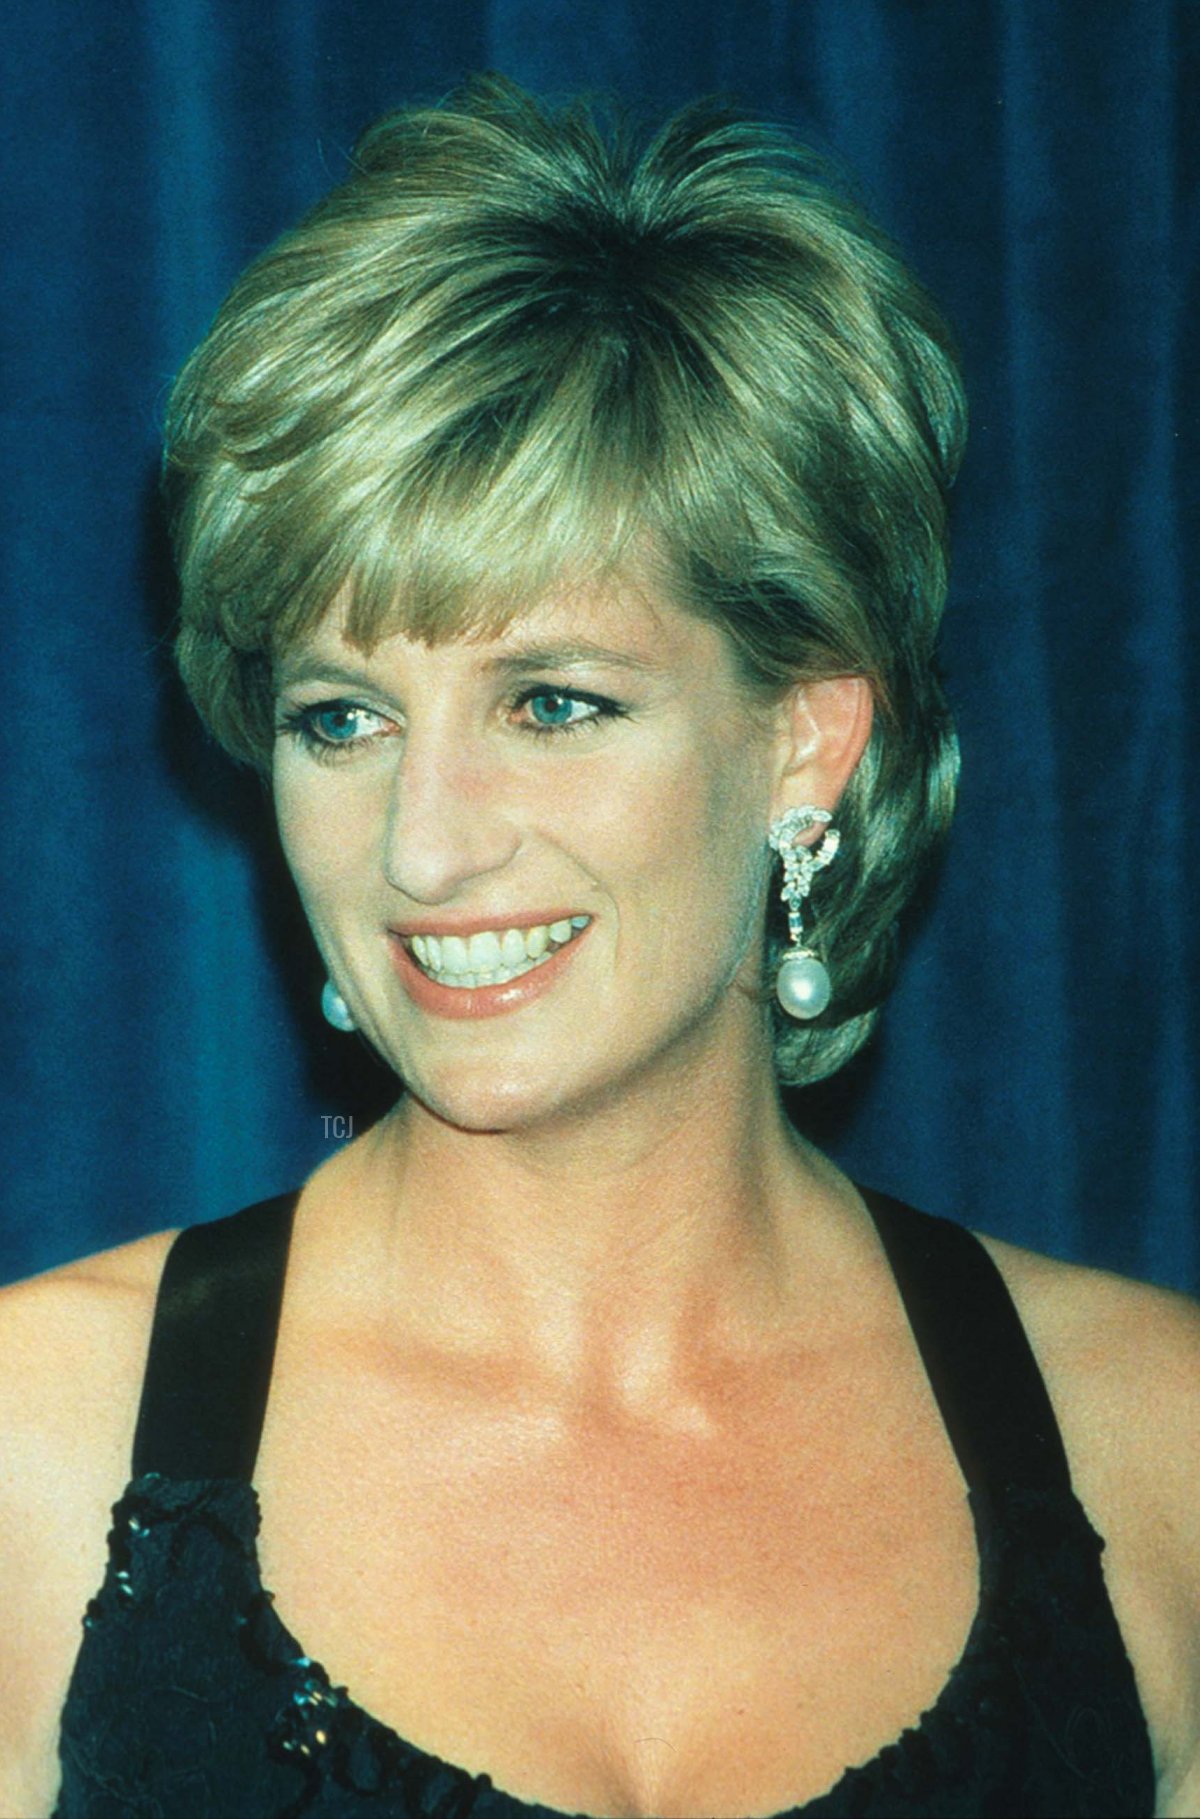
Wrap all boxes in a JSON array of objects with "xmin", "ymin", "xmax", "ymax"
[
  {"xmin": 272, "ymin": 768, "xmax": 374, "ymax": 909},
  {"xmin": 699, "ymin": 788, "xmax": 773, "ymax": 964},
  {"xmin": 551, "ymin": 737, "xmax": 768, "ymax": 952},
  {"xmin": 680, "ymin": 738, "xmax": 775, "ymax": 962},
  {"xmin": 536, "ymin": 743, "xmax": 704, "ymax": 888}
]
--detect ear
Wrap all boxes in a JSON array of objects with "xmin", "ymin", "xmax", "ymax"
[{"xmin": 771, "ymin": 676, "xmax": 873, "ymax": 832}]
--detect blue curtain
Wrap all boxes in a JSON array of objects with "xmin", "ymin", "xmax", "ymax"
[{"xmin": 3, "ymin": 1, "xmax": 1196, "ymax": 1291}]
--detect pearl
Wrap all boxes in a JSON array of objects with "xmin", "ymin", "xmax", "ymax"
[
  {"xmin": 775, "ymin": 951, "xmax": 832, "ymax": 1020},
  {"xmin": 321, "ymin": 980, "xmax": 357, "ymax": 1032}
]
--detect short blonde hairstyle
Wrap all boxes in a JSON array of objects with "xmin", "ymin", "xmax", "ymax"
[{"xmin": 166, "ymin": 75, "xmax": 966, "ymax": 1085}]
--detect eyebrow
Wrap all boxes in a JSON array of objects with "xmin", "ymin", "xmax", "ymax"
[
  {"xmin": 274, "ymin": 640, "xmax": 661, "ymax": 690},
  {"xmin": 272, "ymin": 655, "xmax": 382, "ymax": 691},
  {"xmin": 483, "ymin": 640, "xmax": 661, "ymax": 676}
]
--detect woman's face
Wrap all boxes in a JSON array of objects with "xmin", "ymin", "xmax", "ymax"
[{"xmin": 272, "ymin": 578, "xmax": 786, "ymax": 1133}]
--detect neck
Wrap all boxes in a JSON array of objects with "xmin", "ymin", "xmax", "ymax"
[{"xmin": 318, "ymin": 1037, "xmax": 864, "ymax": 1413}]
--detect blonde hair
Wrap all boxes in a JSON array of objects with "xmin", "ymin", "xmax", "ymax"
[{"xmin": 166, "ymin": 74, "xmax": 966, "ymax": 1085}]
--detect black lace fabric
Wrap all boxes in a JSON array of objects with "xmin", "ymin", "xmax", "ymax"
[{"xmin": 53, "ymin": 1469, "xmax": 1153, "ymax": 1819}]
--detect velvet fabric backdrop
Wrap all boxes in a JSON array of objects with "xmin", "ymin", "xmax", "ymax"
[{"xmin": 2, "ymin": 2, "xmax": 1196, "ymax": 1290}]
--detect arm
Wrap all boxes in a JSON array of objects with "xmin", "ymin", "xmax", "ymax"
[
  {"xmin": 0, "ymin": 1239, "xmax": 172, "ymax": 1815},
  {"xmin": 0, "ymin": 1275, "xmax": 94, "ymax": 1817},
  {"xmin": 1137, "ymin": 1291, "xmax": 1200, "ymax": 1819}
]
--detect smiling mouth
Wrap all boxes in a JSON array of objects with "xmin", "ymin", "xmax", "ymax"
[{"xmin": 400, "ymin": 916, "xmax": 591, "ymax": 989}]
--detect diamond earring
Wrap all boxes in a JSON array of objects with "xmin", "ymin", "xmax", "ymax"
[
  {"xmin": 767, "ymin": 806, "xmax": 840, "ymax": 1020},
  {"xmin": 321, "ymin": 979, "xmax": 357, "ymax": 1032}
]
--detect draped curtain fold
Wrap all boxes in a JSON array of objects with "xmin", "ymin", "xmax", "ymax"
[{"xmin": 2, "ymin": 1, "xmax": 1196, "ymax": 1289}]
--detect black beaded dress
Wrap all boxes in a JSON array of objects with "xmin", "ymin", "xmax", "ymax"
[{"xmin": 53, "ymin": 1189, "xmax": 1155, "ymax": 1818}]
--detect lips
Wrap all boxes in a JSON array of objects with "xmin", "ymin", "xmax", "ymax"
[
  {"xmin": 402, "ymin": 916, "xmax": 590, "ymax": 988},
  {"xmin": 387, "ymin": 915, "xmax": 593, "ymax": 1019}
]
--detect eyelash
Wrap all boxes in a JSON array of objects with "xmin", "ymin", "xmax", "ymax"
[{"xmin": 275, "ymin": 687, "xmax": 627, "ymax": 763}]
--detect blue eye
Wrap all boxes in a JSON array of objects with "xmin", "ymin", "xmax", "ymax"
[
  {"xmin": 528, "ymin": 691, "xmax": 587, "ymax": 726},
  {"xmin": 276, "ymin": 687, "xmax": 625, "ymax": 760},
  {"xmin": 515, "ymin": 687, "xmax": 624, "ymax": 737},
  {"xmin": 276, "ymin": 700, "xmax": 391, "ymax": 761},
  {"xmin": 311, "ymin": 705, "xmax": 375, "ymax": 741}
]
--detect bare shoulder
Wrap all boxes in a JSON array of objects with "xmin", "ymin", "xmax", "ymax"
[
  {"xmin": 977, "ymin": 1231, "xmax": 1200, "ymax": 1502},
  {"xmin": 0, "ymin": 1228, "xmax": 179, "ymax": 1484},
  {"xmin": 981, "ymin": 1236, "xmax": 1200, "ymax": 1433},
  {"xmin": 0, "ymin": 1224, "xmax": 177, "ymax": 1336},
  {"xmin": 0, "ymin": 1228, "xmax": 177, "ymax": 1817},
  {"xmin": 979, "ymin": 1231, "xmax": 1200, "ymax": 1814}
]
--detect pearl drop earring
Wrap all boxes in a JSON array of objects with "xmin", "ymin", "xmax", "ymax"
[
  {"xmin": 767, "ymin": 806, "xmax": 839, "ymax": 1020},
  {"xmin": 321, "ymin": 979, "xmax": 357, "ymax": 1032}
]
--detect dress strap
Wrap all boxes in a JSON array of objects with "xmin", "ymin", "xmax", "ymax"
[
  {"xmin": 131, "ymin": 1191, "xmax": 299, "ymax": 1481},
  {"xmin": 858, "ymin": 1186, "xmax": 1073, "ymax": 1500}
]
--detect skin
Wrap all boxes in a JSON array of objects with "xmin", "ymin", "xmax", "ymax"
[
  {"xmin": 1, "ymin": 578, "xmax": 1198, "ymax": 1817},
  {"xmin": 267, "ymin": 581, "xmax": 890, "ymax": 1444}
]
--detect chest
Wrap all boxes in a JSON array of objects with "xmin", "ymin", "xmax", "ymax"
[{"xmin": 253, "ymin": 1340, "xmax": 980, "ymax": 1817}]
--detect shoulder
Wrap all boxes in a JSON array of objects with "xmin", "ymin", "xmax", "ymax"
[
  {"xmin": 0, "ymin": 1229, "xmax": 180, "ymax": 1473},
  {"xmin": 0, "ymin": 1224, "xmax": 178, "ymax": 1331},
  {"xmin": 981, "ymin": 1227, "xmax": 1199, "ymax": 1399},
  {"xmin": 0, "ymin": 1229, "xmax": 178, "ymax": 1816},
  {"xmin": 0, "ymin": 1224, "xmax": 178, "ymax": 1450},
  {"xmin": 978, "ymin": 1232, "xmax": 1200, "ymax": 1516},
  {"xmin": 980, "ymin": 1232, "xmax": 1200, "ymax": 1813}
]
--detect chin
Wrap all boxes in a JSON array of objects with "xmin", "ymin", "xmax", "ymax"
[{"xmin": 400, "ymin": 1056, "xmax": 585, "ymax": 1136}]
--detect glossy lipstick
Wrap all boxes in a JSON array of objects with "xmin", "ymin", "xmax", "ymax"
[{"xmin": 387, "ymin": 920, "xmax": 591, "ymax": 1020}]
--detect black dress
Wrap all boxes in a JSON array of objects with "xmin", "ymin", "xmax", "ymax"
[{"xmin": 53, "ymin": 1189, "xmax": 1156, "ymax": 1817}]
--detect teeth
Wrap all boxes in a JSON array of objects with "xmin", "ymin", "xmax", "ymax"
[
  {"xmin": 405, "ymin": 916, "xmax": 590, "ymax": 986},
  {"xmin": 501, "ymin": 928, "xmax": 526, "ymax": 968},
  {"xmin": 467, "ymin": 930, "xmax": 503, "ymax": 970},
  {"xmin": 427, "ymin": 958, "xmax": 537, "ymax": 990}
]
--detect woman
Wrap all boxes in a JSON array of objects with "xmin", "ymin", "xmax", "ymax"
[{"xmin": 1, "ymin": 75, "xmax": 1196, "ymax": 1819}]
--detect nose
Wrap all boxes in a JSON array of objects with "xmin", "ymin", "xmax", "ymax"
[{"xmin": 380, "ymin": 722, "xmax": 522, "ymax": 904}]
